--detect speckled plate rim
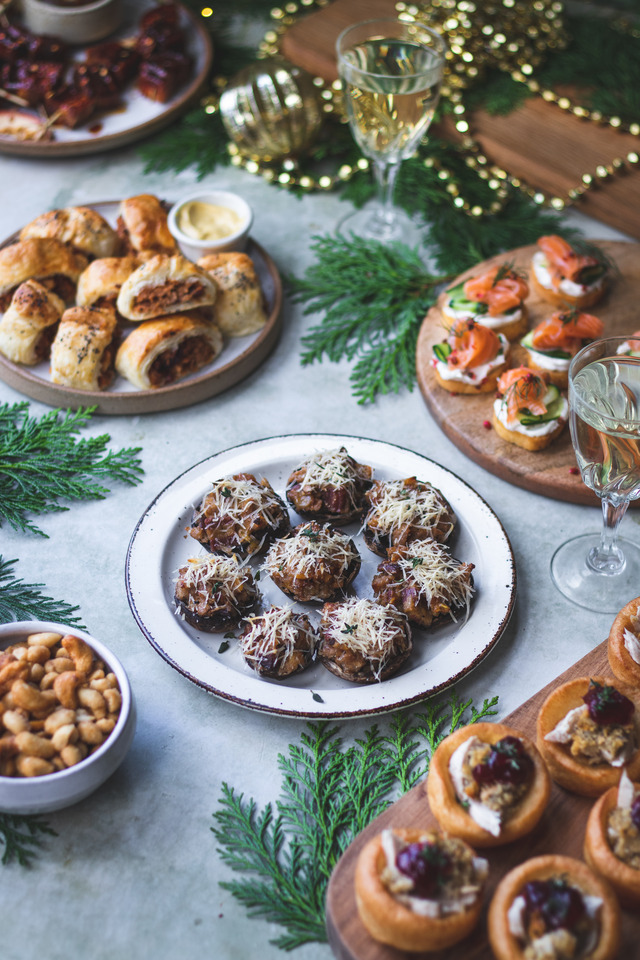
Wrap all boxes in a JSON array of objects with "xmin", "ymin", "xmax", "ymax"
[
  {"xmin": 0, "ymin": 1, "xmax": 213, "ymax": 158},
  {"xmin": 0, "ymin": 202, "xmax": 283, "ymax": 413},
  {"xmin": 125, "ymin": 434, "xmax": 517, "ymax": 719}
]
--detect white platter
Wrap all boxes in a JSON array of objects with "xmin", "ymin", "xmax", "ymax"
[
  {"xmin": 125, "ymin": 434, "xmax": 516, "ymax": 718},
  {"xmin": 0, "ymin": 1, "xmax": 213, "ymax": 157}
]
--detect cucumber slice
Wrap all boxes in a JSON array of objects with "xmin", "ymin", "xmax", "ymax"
[
  {"xmin": 520, "ymin": 331, "xmax": 571, "ymax": 361},
  {"xmin": 517, "ymin": 384, "xmax": 563, "ymax": 425},
  {"xmin": 433, "ymin": 342, "xmax": 452, "ymax": 362}
]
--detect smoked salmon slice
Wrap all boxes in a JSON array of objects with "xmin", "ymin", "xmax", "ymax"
[
  {"xmin": 530, "ymin": 309, "xmax": 604, "ymax": 352},
  {"xmin": 447, "ymin": 319, "xmax": 501, "ymax": 369},
  {"xmin": 463, "ymin": 265, "xmax": 529, "ymax": 317},
  {"xmin": 497, "ymin": 366, "xmax": 548, "ymax": 424},
  {"xmin": 537, "ymin": 235, "xmax": 600, "ymax": 288}
]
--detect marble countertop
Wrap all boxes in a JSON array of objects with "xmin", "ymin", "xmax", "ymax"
[{"xmin": 0, "ymin": 143, "xmax": 637, "ymax": 960}]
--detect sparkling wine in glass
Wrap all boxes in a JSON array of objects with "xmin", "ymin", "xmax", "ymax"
[
  {"xmin": 336, "ymin": 18, "xmax": 446, "ymax": 243},
  {"xmin": 551, "ymin": 336, "xmax": 640, "ymax": 612}
]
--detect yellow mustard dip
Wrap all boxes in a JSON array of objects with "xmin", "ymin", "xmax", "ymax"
[{"xmin": 177, "ymin": 200, "xmax": 243, "ymax": 241}]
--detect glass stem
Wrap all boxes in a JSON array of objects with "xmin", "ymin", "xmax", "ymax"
[
  {"xmin": 373, "ymin": 158, "xmax": 401, "ymax": 228},
  {"xmin": 587, "ymin": 496, "xmax": 629, "ymax": 575}
]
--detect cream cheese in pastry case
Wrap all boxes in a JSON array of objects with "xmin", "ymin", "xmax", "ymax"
[
  {"xmin": 198, "ymin": 252, "xmax": 267, "ymax": 337},
  {"xmin": 115, "ymin": 311, "xmax": 223, "ymax": 389},
  {"xmin": 117, "ymin": 194, "xmax": 178, "ymax": 256},
  {"xmin": 19, "ymin": 207, "xmax": 119, "ymax": 260},
  {"xmin": 0, "ymin": 238, "xmax": 88, "ymax": 310},
  {"xmin": 116, "ymin": 253, "xmax": 218, "ymax": 321},
  {"xmin": 0, "ymin": 280, "xmax": 65, "ymax": 365},
  {"xmin": 50, "ymin": 305, "xmax": 119, "ymax": 391},
  {"xmin": 76, "ymin": 256, "xmax": 140, "ymax": 311}
]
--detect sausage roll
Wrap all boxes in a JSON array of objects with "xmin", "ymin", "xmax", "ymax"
[
  {"xmin": 116, "ymin": 194, "xmax": 178, "ymax": 255},
  {"xmin": 76, "ymin": 256, "xmax": 140, "ymax": 311},
  {"xmin": 115, "ymin": 312, "xmax": 223, "ymax": 389},
  {"xmin": 19, "ymin": 206, "xmax": 119, "ymax": 259},
  {"xmin": 0, "ymin": 280, "xmax": 65, "ymax": 365},
  {"xmin": 50, "ymin": 305, "xmax": 119, "ymax": 391},
  {"xmin": 198, "ymin": 252, "xmax": 267, "ymax": 337},
  {"xmin": 116, "ymin": 254, "xmax": 218, "ymax": 321},
  {"xmin": 0, "ymin": 238, "xmax": 88, "ymax": 310}
]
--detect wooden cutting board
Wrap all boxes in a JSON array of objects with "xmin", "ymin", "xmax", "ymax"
[
  {"xmin": 325, "ymin": 638, "xmax": 638, "ymax": 959},
  {"xmin": 415, "ymin": 240, "xmax": 640, "ymax": 505},
  {"xmin": 279, "ymin": 0, "xmax": 640, "ymax": 240}
]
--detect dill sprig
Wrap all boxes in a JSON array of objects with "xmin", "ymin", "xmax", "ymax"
[
  {"xmin": 212, "ymin": 691, "xmax": 499, "ymax": 949},
  {"xmin": 0, "ymin": 813, "xmax": 57, "ymax": 867},
  {"xmin": 289, "ymin": 234, "xmax": 448, "ymax": 404},
  {"xmin": 0, "ymin": 402, "xmax": 144, "ymax": 537},
  {"xmin": 0, "ymin": 556, "xmax": 84, "ymax": 626}
]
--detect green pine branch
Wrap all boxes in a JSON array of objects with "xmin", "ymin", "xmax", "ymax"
[
  {"xmin": 0, "ymin": 813, "xmax": 57, "ymax": 867},
  {"xmin": 212, "ymin": 691, "xmax": 499, "ymax": 950},
  {"xmin": 0, "ymin": 556, "xmax": 84, "ymax": 626},
  {"xmin": 0, "ymin": 402, "xmax": 144, "ymax": 537}
]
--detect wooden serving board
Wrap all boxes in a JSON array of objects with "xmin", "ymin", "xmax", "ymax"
[
  {"xmin": 415, "ymin": 240, "xmax": 640, "ymax": 505},
  {"xmin": 280, "ymin": 0, "xmax": 640, "ymax": 241},
  {"xmin": 325, "ymin": 639, "xmax": 638, "ymax": 959}
]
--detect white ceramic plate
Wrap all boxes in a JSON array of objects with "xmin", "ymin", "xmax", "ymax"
[
  {"xmin": 0, "ymin": 1, "xmax": 213, "ymax": 157},
  {"xmin": 0, "ymin": 201, "xmax": 282, "ymax": 414},
  {"xmin": 125, "ymin": 434, "xmax": 516, "ymax": 718}
]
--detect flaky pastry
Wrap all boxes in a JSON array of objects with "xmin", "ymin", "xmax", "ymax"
[
  {"xmin": 116, "ymin": 194, "xmax": 177, "ymax": 255},
  {"xmin": 19, "ymin": 206, "xmax": 119, "ymax": 259},
  {"xmin": 198, "ymin": 252, "xmax": 267, "ymax": 337},
  {"xmin": 0, "ymin": 238, "xmax": 88, "ymax": 310},
  {"xmin": 115, "ymin": 311, "xmax": 223, "ymax": 389},
  {"xmin": 0, "ymin": 280, "xmax": 65, "ymax": 365},
  {"xmin": 50, "ymin": 305, "xmax": 119, "ymax": 391},
  {"xmin": 426, "ymin": 721, "xmax": 550, "ymax": 847},
  {"xmin": 76, "ymin": 256, "xmax": 140, "ymax": 311},
  {"xmin": 116, "ymin": 254, "xmax": 217, "ymax": 321}
]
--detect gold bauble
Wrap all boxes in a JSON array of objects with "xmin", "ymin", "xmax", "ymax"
[{"xmin": 219, "ymin": 58, "xmax": 323, "ymax": 162}]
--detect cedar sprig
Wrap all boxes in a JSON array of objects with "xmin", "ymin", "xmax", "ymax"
[
  {"xmin": 0, "ymin": 402, "xmax": 144, "ymax": 537},
  {"xmin": 0, "ymin": 813, "xmax": 57, "ymax": 867},
  {"xmin": 0, "ymin": 555, "xmax": 84, "ymax": 626},
  {"xmin": 212, "ymin": 691, "xmax": 499, "ymax": 949}
]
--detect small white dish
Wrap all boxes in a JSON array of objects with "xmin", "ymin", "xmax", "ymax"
[
  {"xmin": 20, "ymin": 0, "xmax": 123, "ymax": 45},
  {"xmin": 0, "ymin": 620, "xmax": 136, "ymax": 814},
  {"xmin": 168, "ymin": 190, "xmax": 253, "ymax": 260}
]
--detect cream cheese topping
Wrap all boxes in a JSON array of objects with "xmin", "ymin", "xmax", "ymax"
[
  {"xmin": 532, "ymin": 250, "xmax": 605, "ymax": 299},
  {"xmin": 435, "ymin": 333, "xmax": 508, "ymax": 385},
  {"xmin": 522, "ymin": 345, "xmax": 571, "ymax": 373},
  {"xmin": 493, "ymin": 396, "xmax": 568, "ymax": 438},
  {"xmin": 443, "ymin": 302, "xmax": 523, "ymax": 329}
]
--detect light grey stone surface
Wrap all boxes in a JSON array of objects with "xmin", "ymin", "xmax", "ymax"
[{"xmin": 0, "ymin": 144, "xmax": 637, "ymax": 960}]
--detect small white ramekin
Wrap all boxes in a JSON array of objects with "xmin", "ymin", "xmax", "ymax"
[
  {"xmin": 0, "ymin": 620, "xmax": 136, "ymax": 815},
  {"xmin": 167, "ymin": 190, "xmax": 253, "ymax": 261},
  {"xmin": 20, "ymin": 0, "xmax": 123, "ymax": 45}
]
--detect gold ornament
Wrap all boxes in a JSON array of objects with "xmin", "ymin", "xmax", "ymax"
[{"xmin": 219, "ymin": 58, "xmax": 323, "ymax": 162}]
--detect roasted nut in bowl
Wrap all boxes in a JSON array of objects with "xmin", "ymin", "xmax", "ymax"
[
  {"xmin": 167, "ymin": 190, "xmax": 253, "ymax": 259},
  {"xmin": 20, "ymin": 0, "xmax": 123, "ymax": 45},
  {"xmin": 0, "ymin": 620, "xmax": 136, "ymax": 815}
]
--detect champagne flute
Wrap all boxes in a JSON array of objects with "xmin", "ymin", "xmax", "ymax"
[
  {"xmin": 551, "ymin": 336, "xmax": 640, "ymax": 612},
  {"xmin": 336, "ymin": 17, "xmax": 446, "ymax": 243}
]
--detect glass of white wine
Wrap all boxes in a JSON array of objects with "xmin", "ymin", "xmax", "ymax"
[
  {"xmin": 336, "ymin": 17, "xmax": 446, "ymax": 244},
  {"xmin": 551, "ymin": 336, "xmax": 640, "ymax": 612}
]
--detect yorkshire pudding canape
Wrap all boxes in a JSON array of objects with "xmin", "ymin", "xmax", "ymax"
[
  {"xmin": 426, "ymin": 722, "xmax": 550, "ymax": 847},
  {"xmin": 536, "ymin": 675, "xmax": 640, "ymax": 797},
  {"xmin": 354, "ymin": 827, "xmax": 487, "ymax": 953},
  {"xmin": 487, "ymin": 854, "xmax": 620, "ymax": 960},
  {"xmin": 607, "ymin": 595, "xmax": 640, "ymax": 687},
  {"xmin": 584, "ymin": 769, "xmax": 640, "ymax": 908}
]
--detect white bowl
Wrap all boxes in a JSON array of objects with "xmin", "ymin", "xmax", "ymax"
[
  {"xmin": 0, "ymin": 621, "xmax": 136, "ymax": 815},
  {"xmin": 19, "ymin": 0, "xmax": 123, "ymax": 45},
  {"xmin": 167, "ymin": 190, "xmax": 253, "ymax": 261}
]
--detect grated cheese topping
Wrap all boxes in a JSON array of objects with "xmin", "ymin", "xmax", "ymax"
[
  {"xmin": 364, "ymin": 480, "xmax": 454, "ymax": 539},
  {"xmin": 287, "ymin": 447, "xmax": 371, "ymax": 508},
  {"xmin": 176, "ymin": 554, "xmax": 256, "ymax": 610},
  {"xmin": 264, "ymin": 524, "xmax": 359, "ymax": 581},
  {"xmin": 240, "ymin": 604, "xmax": 315, "ymax": 665},
  {"xmin": 388, "ymin": 539, "xmax": 474, "ymax": 620},
  {"xmin": 322, "ymin": 597, "xmax": 409, "ymax": 678},
  {"xmin": 193, "ymin": 476, "xmax": 286, "ymax": 532}
]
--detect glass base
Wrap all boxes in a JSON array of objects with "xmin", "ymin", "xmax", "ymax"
[
  {"xmin": 336, "ymin": 203, "xmax": 424, "ymax": 247},
  {"xmin": 550, "ymin": 532, "xmax": 640, "ymax": 613}
]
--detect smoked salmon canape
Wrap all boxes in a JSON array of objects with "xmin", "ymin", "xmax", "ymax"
[
  {"xmin": 432, "ymin": 318, "xmax": 510, "ymax": 394},
  {"xmin": 441, "ymin": 264, "xmax": 529, "ymax": 341},
  {"xmin": 531, "ymin": 235, "xmax": 612, "ymax": 309},
  {"xmin": 492, "ymin": 366, "xmax": 568, "ymax": 452},
  {"xmin": 520, "ymin": 308, "xmax": 605, "ymax": 388}
]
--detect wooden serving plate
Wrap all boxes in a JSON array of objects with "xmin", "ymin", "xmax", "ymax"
[
  {"xmin": 325, "ymin": 638, "xmax": 638, "ymax": 959},
  {"xmin": 415, "ymin": 239, "xmax": 640, "ymax": 505}
]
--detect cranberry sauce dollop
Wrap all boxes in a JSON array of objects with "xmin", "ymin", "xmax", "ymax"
[
  {"xmin": 472, "ymin": 735, "xmax": 534, "ymax": 786},
  {"xmin": 523, "ymin": 878, "xmax": 586, "ymax": 933},
  {"xmin": 583, "ymin": 680, "xmax": 634, "ymax": 726},
  {"xmin": 631, "ymin": 794, "xmax": 640, "ymax": 831},
  {"xmin": 395, "ymin": 841, "xmax": 453, "ymax": 899}
]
